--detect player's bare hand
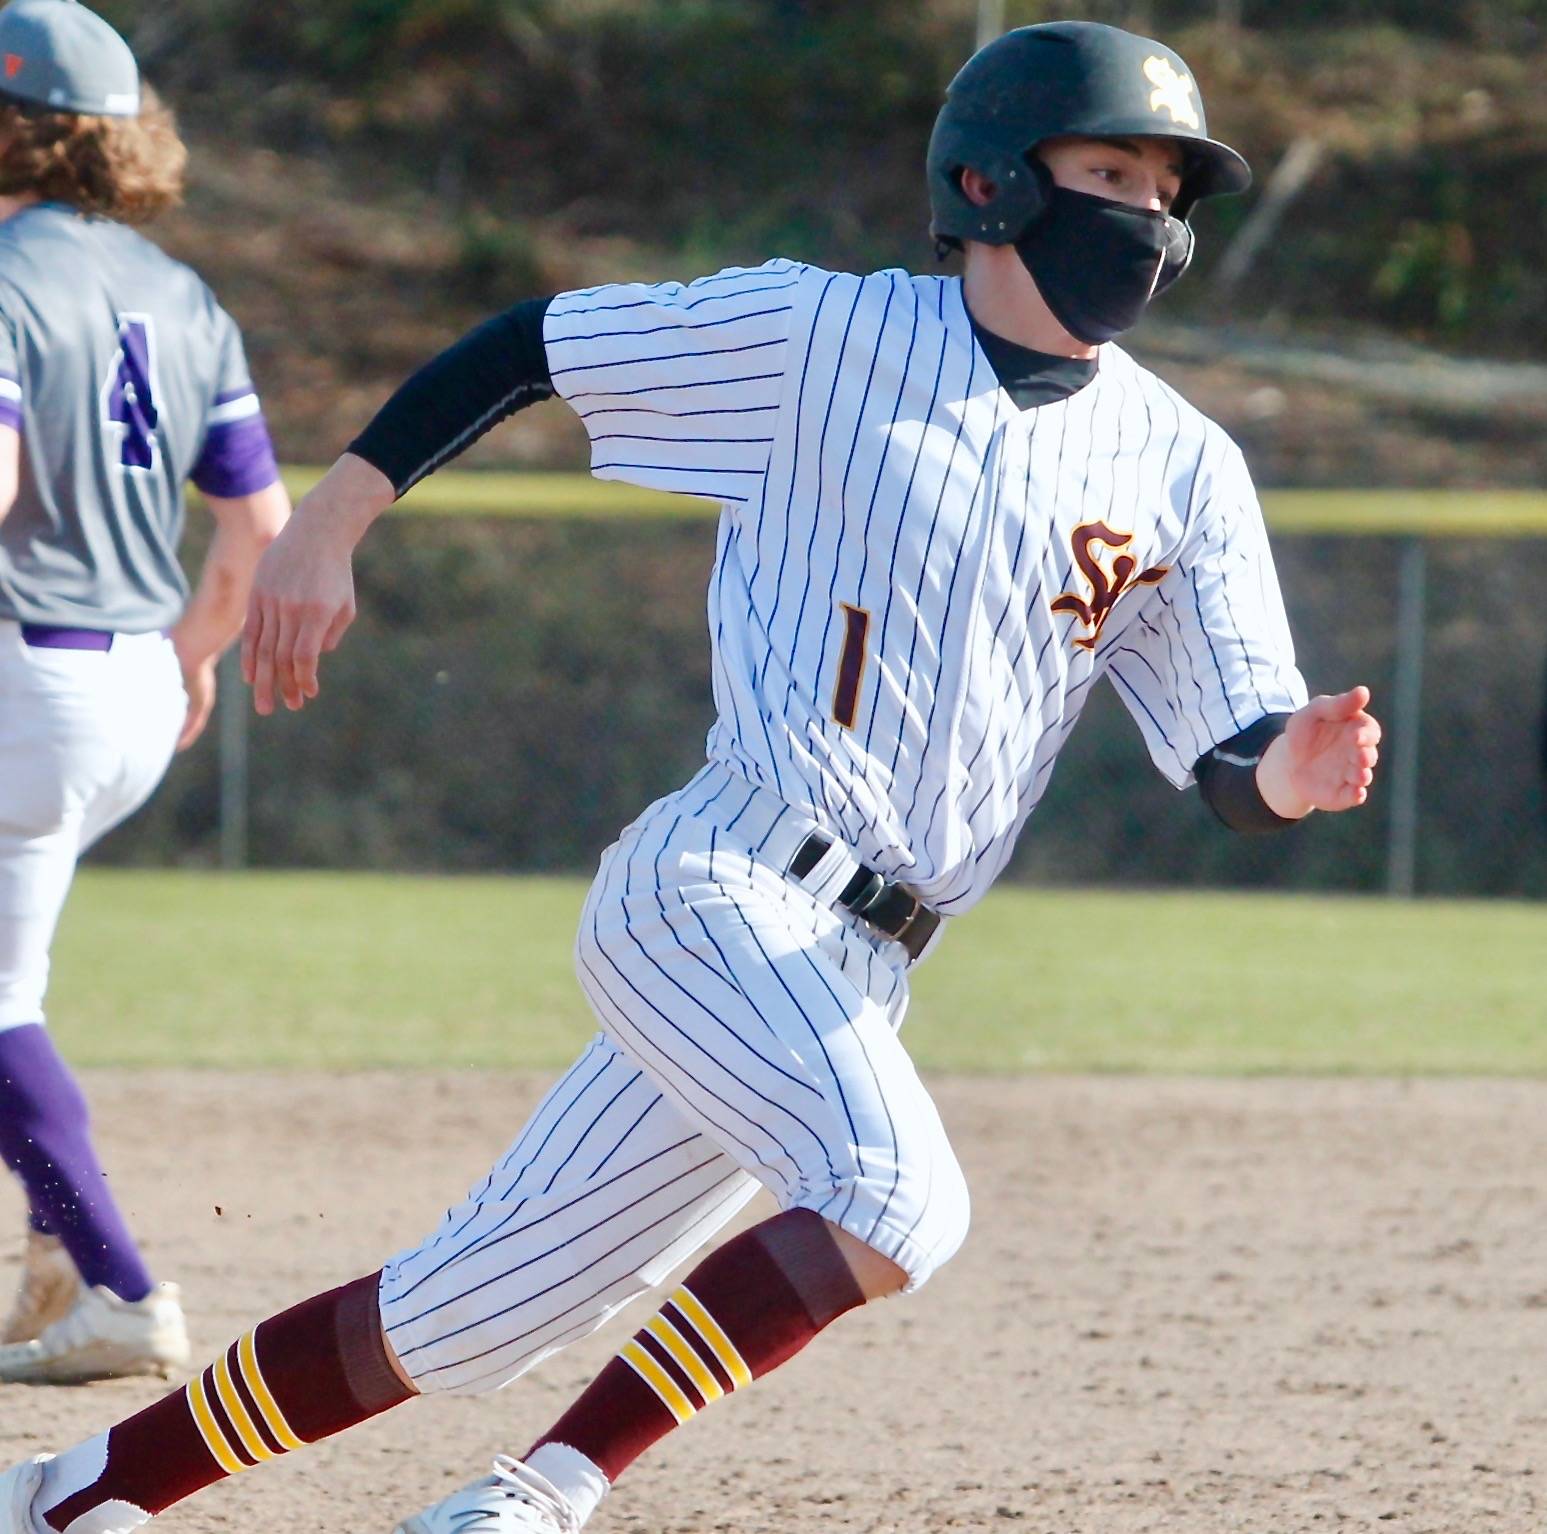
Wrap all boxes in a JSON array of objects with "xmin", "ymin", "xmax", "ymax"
[
  {"xmin": 1260, "ymin": 686, "xmax": 1382, "ymax": 818},
  {"xmin": 241, "ymin": 511, "xmax": 357, "ymax": 715},
  {"xmin": 240, "ymin": 455, "xmax": 392, "ymax": 715},
  {"xmin": 176, "ymin": 656, "xmax": 218, "ymax": 751}
]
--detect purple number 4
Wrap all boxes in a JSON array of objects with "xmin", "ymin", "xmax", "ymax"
[{"xmin": 102, "ymin": 314, "xmax": 158, "ymax": 470}]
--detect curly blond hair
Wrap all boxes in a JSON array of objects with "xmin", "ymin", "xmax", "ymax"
[{"xmin": 0, "ymin": 84, "xmax": 185, "ymax": 224}]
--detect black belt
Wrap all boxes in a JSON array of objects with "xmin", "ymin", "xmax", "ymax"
[
  {"xmin": 20, "ymin": 624, "xmax": 114, "ymax": 651},
  {"xmin": 788, "ymin": 832, "xmax": 941, "ymax": 963}
]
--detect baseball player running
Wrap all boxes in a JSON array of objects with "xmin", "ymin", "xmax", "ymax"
[
  {"xmin": 3, "ymin": 20, "xmax": 1379, "ymax": 1534},
  {"xmin": 0, "ymin": 1, "xmax": 288, "ymax": 1385}
]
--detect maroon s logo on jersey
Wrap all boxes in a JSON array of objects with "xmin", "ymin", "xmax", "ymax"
[{"xmin": 1051, "ymin": 521, "xmax": 1170, "ymax": 652}]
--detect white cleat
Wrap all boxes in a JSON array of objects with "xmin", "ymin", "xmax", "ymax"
[
  {"xmin": 1, "ymin": 1233, "xmax": 81, "ymax": 1345},
  {"xmin": 394, "ymin": 1457, "xmax": 581, "ymax": 1534},
  {"xmin": 0, "ymin": 1282, "xmax": 190, "ymax": 1384},
  {"xmin": 0, "ymin": 1455, "xmax": 54, "ymax": 1534}
]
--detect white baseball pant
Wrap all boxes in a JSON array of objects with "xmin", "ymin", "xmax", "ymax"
[
  {"xmin": 381, "ymin": 762, "xmax": 970, "ymax": 1396},
  {"xmin": 0, "ymin": 621, "xmax": 185, "ymax": 1032}
]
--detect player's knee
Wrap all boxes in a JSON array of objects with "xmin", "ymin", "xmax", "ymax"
[
  {"xmin": 0, "ymin": 1023, "xmax": 89, "ymax": 1135},
  {"xmin": 926, "ymin": 1157, "xmax": 972, "ymax": 1275},
  {"xmin": 572, "ymin": 917, "xmax": 602, "ymax": 994},
  {"xmin": 0, "ymin": 975, "xmax": 51, "ymax": 1034},
  {"xmin": 907, "ymin": 1150, "xmax": 971, "ymax": 1283},
  {"xmin": 824, "ymin": 1149, "xmax": 971, "ymax": 1295}
]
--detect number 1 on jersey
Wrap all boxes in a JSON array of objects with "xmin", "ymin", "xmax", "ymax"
[
  {"xmin": 832, "ymin": 602, "xmax": 871, "ymax": 730},
  {"xmin": 101, "ymin": 313, "xmax": 159, "ymax": 471}
]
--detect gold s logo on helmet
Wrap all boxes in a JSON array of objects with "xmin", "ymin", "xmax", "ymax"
[{"xmin": 1143, "ymin": 56, "xmax": 1200, "ymax": 131}]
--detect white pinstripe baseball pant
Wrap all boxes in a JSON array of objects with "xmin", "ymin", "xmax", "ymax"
[{"xmin": 380, "ymin": 762, "xmax": 969, "ymax": 1396}]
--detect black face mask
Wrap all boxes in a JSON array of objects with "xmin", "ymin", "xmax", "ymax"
[{"xmin": 1014, "ymin": 186, "xmax": 1194, "ymax": 345}]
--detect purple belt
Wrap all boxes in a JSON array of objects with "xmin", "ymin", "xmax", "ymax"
[{"xmin": 19, "ymin": 624, "xmax": 114, "ymax": 652}]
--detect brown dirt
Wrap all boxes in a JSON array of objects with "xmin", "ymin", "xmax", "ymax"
[{"xmin": 3, "ymin": 1072, "xmax": 1545, "ymax": 1533}]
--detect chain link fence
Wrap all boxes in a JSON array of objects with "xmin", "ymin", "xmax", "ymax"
[{"xmin": 94, "ymin": 497, "xmax": 1547, "ymax": 900}]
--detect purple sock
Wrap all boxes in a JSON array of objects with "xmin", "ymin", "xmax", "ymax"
[{"xmin": 0, "ymin": 1024, "xmax": 154, "ymax": 1302}]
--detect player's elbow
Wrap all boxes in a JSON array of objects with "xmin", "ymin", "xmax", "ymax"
[
  {"xmin": 247, "ymin": 480, "xmax": 293, "ymax": 546},
  {"xmin": 206, "ymin": 480, "xmax": 293, "ymax": 552}
]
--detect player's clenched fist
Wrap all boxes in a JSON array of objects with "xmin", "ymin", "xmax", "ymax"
[
  {"xmin": 241, "ymin": 455, "xmax": 395, "ymax": 714},
  {"xmin": 1259, "ymin": 686, "xmax": 1382, "ymax": 819}
]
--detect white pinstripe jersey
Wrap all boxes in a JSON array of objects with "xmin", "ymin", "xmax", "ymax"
[{"xmin": 545, "ymin": 260, "xmax": 1308, "ymax": 914}]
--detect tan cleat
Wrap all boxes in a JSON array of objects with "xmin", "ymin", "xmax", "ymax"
[
  {"xmin": 1, "ymin": 1232, "xmax": 81, "ymax": 1345},
  {"xmin": 0, "ymin": 1455, "xmax": 54, "ymax": 1534},
  {"xmin": 0, "ymin": 1282, "xmax": 190, "ymax": 1384}
]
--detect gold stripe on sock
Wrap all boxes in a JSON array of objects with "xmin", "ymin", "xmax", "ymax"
[
  {"xmin": 646, "ymin": 1313, "xmax": 723, "ymax": 1406},
  {"xmin": 214, "ymin": 1348, "xmax": 277, "ymax": 1464},
  {"xmin": 671, "ymin": 1285, "xmax": 752, "ymax": 1390},
  {"xmin": 238, "ymin": 1330, "xmax": 307, "ymax": 1453},
  {"xmin": 187, "ymin": 1370, "xmax": 246, "ymax": 1476},
  {"xmin": 620, "ymin": 1339, "xmax": 695, "ymax": 1424}
]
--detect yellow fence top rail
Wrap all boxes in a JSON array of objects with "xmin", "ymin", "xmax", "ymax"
[
  {"xmin": 1261, "ymin": 490, "xmax": 1547, "ymax": 537},
  {"xmin": 276, "ymin": 469, "xmax": 1547, "ymax": 538}
]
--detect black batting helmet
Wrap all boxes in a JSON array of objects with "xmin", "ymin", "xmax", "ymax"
[{"xmin": 927, "ymin": 20, "xmax": 1251, "ymax": 249}]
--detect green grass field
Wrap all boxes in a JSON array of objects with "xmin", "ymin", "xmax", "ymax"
[
  {"xmin": 49, "ymin": 870, "xmax": 1546, "ymax": 1075},
  {"xmin": 265, "ymin": 468, "xmax": 1547, "ymax": 539}
]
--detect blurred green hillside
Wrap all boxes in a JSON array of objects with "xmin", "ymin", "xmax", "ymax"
[
  {"xmin": 67, "ymin": 3, "xmax": 1547, "ymax": 895},
  {"xmin": 98, "ymin": 0, "xmax": 1546, "ymax": 483}
]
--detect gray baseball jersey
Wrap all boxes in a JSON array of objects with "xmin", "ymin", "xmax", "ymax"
[{"xmin": 0, "ymin": 202, "xmax": 279, "ymax": 633}]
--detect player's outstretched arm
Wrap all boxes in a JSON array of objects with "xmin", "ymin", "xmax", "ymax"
[
  {"xmin": 241, "ymin": 453, "xmax": 394, "ymax": 715},
  {"xmin": 171, "ymin": 481, "xmax": 291, "ymax": 748},
  {"xmin": 1256, "ymin": 686, "xmax": 1382, "ymax": 819},
  {"xmin": 242, "ymin": 300, "xmax": 556, "ymax": 717}
]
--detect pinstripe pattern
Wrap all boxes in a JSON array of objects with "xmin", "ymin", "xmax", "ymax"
[
  {"xmin": 381, "ymin": 760, "xmax": 968, "ymax": 1394},
  {"xmin": 548, "ymin": 260, "xmax": 1305, "ymax": 917},
  {"xmin": 383, "ymin": 257, "xmax": 1310, "ymax": 1397},
  {"xmin": 572, "ymin": 763, "xmax": 968, "ymax": 1292},
  {"xmin": 381, "ymin": 1035, "xmax": 763, "ymax": 1395}
]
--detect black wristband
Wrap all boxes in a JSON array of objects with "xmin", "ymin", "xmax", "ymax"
[
  {"xmin": 348, "ymin": 295, "xmax": 556, "ymax": 496},
  {"xmin": 1193, "ymin": 712, "xmax": 1299, "ymax": 835}
]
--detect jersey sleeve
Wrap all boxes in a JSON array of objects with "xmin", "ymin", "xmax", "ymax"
[
  {"xmin": 543, "ymin": 259, "xmax": 804, "ymax": 504},
  {"xmin": 190, "ymin": 305, "xmax": 280, "ymax": 498},
  {"xmin": 1105, "ymin": 442, "xmax": 1309, "ymax": 788}
]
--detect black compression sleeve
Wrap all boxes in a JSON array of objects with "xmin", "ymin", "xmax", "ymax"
[
  {"xmin": 348, "ymin": 295, "xmax": 555, "ymax": 496},
  {"xmin": 1193, "ymin": 713, "xmax": 1300, "ymax": 834}
]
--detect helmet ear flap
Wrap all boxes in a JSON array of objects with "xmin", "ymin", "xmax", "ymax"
[{"xmin": 948, "ymin": 146, "xmax": 1051, "ymax": 246}]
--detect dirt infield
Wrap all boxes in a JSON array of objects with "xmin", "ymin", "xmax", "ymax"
[{"xmin": 3, "ymin": 1071, "xmax": 1545, "ymax": 1533}]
